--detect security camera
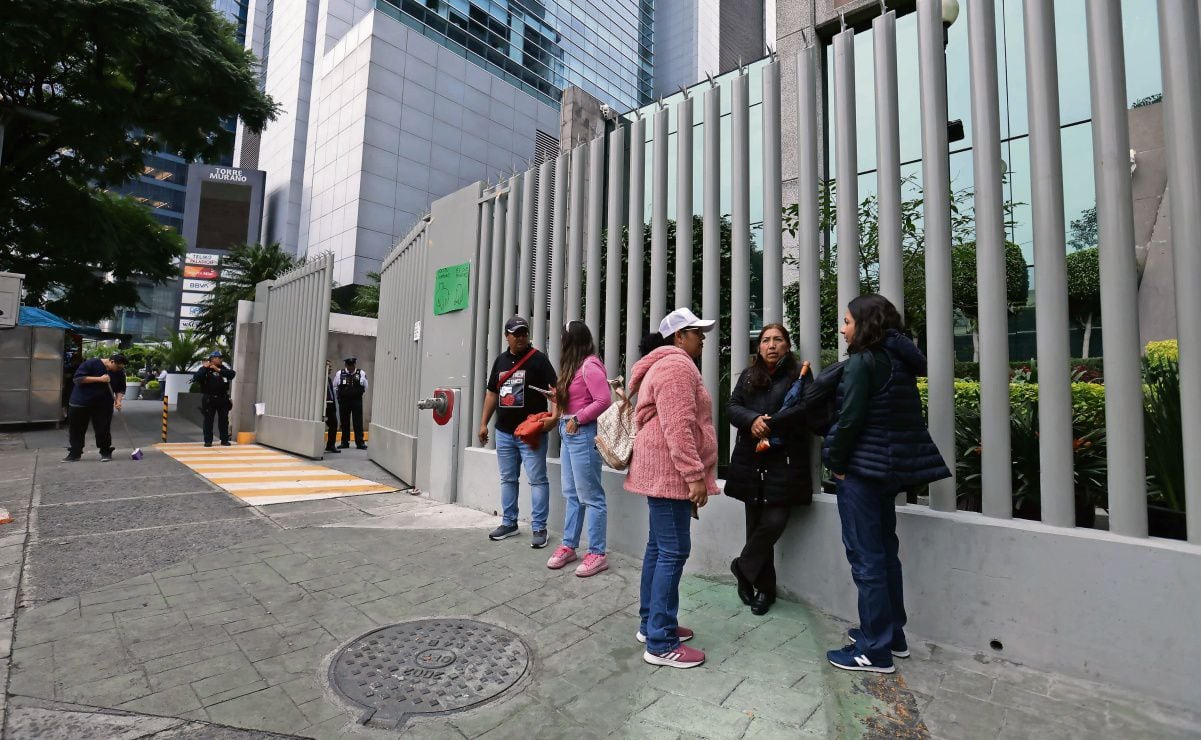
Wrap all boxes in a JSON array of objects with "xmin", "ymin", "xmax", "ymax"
[{"xmin": 599, "ymin": 103, "xmax": 617, "ymax": 120}]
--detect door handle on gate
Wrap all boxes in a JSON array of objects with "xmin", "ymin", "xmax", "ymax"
[{"xmin": 417, "ymin": 389, "xmax": 454, "ymax": 425}]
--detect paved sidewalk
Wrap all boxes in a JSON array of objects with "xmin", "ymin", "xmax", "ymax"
[{"xmin": 2, "ymin": 446, "xmax": 1200, "ymax": 739}]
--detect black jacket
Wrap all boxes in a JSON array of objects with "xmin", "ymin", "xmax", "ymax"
[
  {"xmin": 724, "ymin": 361, "xmax": 814, "ymax": 506},
  {"xmin": 822, "ymin": 331, "xmax": 950, "ymax": 485}
]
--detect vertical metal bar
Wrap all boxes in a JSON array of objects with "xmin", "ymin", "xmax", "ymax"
[
  {"xmin": 798, "ymin": 45, "xmax": 823, "ymax": 496},
  {"xmin": 1087, "ymin": 0, "xmax": 1148, "ymax": 537},
  {"xmin": 969, "ymin": 0, "xmax": 1013, "ymax": 519},
  {"xmin": 503, "ymin": 176, "xmax": 521, "ymax": 317},
  {"xmin": 586, "ymin": 136, "xmax": 605, "ymax": 331},
  {"xmin": 702, "ymin": 86, "xmax": 721, "ymax": 420},
  {"xmin": 874, "ymin": 11, "xmax": 904, "ymax": 314},
  {"xmin": 762, "ymin": 58, "xmax": 783, "ymax": 324},
  {"xmin": 472, "ymin": 200, "xmax": 493, "ymax": 448},
  {"xmin": 489, "ymin": 190, "xmax": 507, "ymax": 360},
  {"xmin": 651, "ymin": 104, "xmax": 670, "ymax": 322},
  {"xmin": 676, "ymin": 95, "xmax": 694, "ymax": 309},
  {"xmin": 567, "ymin": 145, "xmax": 586, "ymax": 322},
  {"xmin": 834, "ymin": 28, "xmax": 860, "ymax": 359},
  {"xmin": 518, "ymin": 168, "xmax": 536, "ymax": 319},
  {"xmin": 549, "ymin": 155, "xmax": 568, "ymax": 370},
  {"xmin": 918, "ymin": 0, "xmax": 957, "ymax": 509},
  {"xmin": 1159, "ymin": 0, "xmax": 1201, "ymax": 542},
  {"xmin": 533, "ymin": 160, "xmax": 552, "ymax": 349},
  {"xmin": 605, "ymin": 125, "xmax": 627, "ymax": 377},
  {"xmin": 731, "ymin": 71, "xmax": 751, "ymax": 384},
  {"xmin": 625, "ymin": 116, "xmax": 647, "ymax": 379},
  {"xmin": 1024, "ymin": 0, "xmax": 1075, "ymax": 527}
]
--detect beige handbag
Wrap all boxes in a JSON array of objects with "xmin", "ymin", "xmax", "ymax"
[{"xmin": 594, "ymin": 376, "xmax": 636, "ymax": 470}]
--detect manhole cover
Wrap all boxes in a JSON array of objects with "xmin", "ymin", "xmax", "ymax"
[{"xmin": 328, "ymin": 619, "xmax": 529, "ymax": 729}]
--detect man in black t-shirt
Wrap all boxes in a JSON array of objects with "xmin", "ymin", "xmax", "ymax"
[
  {"xmin": 64, "ymin": 353, "xmax": 127, "ymax": 462},
  {"xmin": 479, "ymin": 316, "xmax": 557, "ymax": 548}
]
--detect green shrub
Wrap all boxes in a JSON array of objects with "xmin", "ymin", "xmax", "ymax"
[
  {"xmin": 950, "ymin": 358, "xmax": 1104, "ymax": 383},
  {"xmin": 918, "ymin": 380, "xmax": 1105, "ymax": 428},
  {"xmin": 1144, "ymin": 339, "xmax": 1178, "ymax": 365}
]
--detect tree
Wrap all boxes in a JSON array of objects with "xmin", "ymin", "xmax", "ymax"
[
  {"xmin": 193, "ymin": 243, "xmax": 301, "ymax": 341},
  {"xmin": 351, "ymin": 272, "xmax": 382, "ymax": 318},
  {"xmin": 157, "ymin": 329, "xmax": 208, "ymax": 373},
  {"xmin": 1068, "ymin": 205, "xmax": 1098, "ymax": 251},
  {"xmin": 0, "ymin": 0, "xmax": 277, "ymax": 322},
  {"xmin": 950, "ymin": 240, "xmax": 1029, "ymax": 361},
  {"xmin": 1066, "ymin": 247, "xmax": 1101, "ymax": 357}
]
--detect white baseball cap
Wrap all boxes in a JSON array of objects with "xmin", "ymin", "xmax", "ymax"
[{"xmin": 658, "ymin": 308, "xmax": 716, "ymax": 338}]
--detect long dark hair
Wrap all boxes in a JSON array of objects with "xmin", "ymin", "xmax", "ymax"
[
  {"xmin": 556, "ymin": 320, "xmax": 598, "ymax": 406},
  {"xmin": 746, "ymin": 323, "xmax": 799, "ymax": 389},
  {"xmin": 846, "ymin": 294, "xmax": 904, "ymax": 354},
  {"xmin": 639, "ymin": 331, "xmax": 671, "ymax": 355}
]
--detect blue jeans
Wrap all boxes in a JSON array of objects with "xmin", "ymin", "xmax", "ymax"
[
  {"xmin": 836, "ymin": 473, "xmax": 907, "ymax": 662},
  {"xmin": 559, "ymin": 418, "xmax": 607, "ymax": 554},
  {"xmin": 495, "ymin": 429, "xmax": 549, "ymax": 531},
  {"xmin": 639, "ymin": 497, "xmax": 693, "ymax": 654}
]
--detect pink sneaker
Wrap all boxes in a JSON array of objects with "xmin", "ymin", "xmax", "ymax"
[
  {"xmin": 574, "ymin": 553, "xmax": 609, "ymax": 577},
  {"xmin": 546, "ymin": 545, "xmax": 577, "ymax": 569},
  {"xmin": 637, "ymin": 626, "xmax": 693, "ymax": 644},
  {"xmin": 643, "ymin": 643, "xmax": 706, "ymax": 669}
]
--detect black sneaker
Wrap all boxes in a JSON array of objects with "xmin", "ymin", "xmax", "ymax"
[
  {"xmin": 204, "ymin": 442, "xmax": 213, "ymax": 448},
  {"xmin": 848, "ymin": 627, "xmax": 910, "ymax": 658},
  {"xmin": 100, "ymin": 453, "xmax": 113, "ymax": 462},
  {"xmin": 531, "ymin": 530, "xmax": 549, "ymax": 549},
  {"xmin": 61, "ymin": 455, "xmax": 81, "ymax": 463},
  {"xmin": 325, "ymin": 447, "xmax": 341, "ymax": 454},
  {"xmin": 220, "ymin": 441, "xmax": 232, "ymax": 446},
  {"xmin": 338, "ymin": 443, "xmax": 350, "ymax": 449},
  {"xmin": 488, "ymin": 523, "xmax": 519, "ymax": 541},
  {"xmin": 356, "ymin": 444, "xmax": 368, "ymax": 450}
]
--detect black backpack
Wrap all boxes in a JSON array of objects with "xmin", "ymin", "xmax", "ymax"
[{"xmin": 800, "ymin": 352, "xmax": 881, "ymax": 436}]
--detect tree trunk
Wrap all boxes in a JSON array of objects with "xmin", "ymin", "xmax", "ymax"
[
  {"xmin": 1081, "ymin": 312, "xmax": 1093, "ymax": 358},
  {"xmin": 972, "ymin": 327, "xmax": 980, "ymax": 363}
]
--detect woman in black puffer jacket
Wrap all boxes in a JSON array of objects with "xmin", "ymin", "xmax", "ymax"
[{"xmin": 725, "ymin": 323, "xmax": 813, "ymax": 616}]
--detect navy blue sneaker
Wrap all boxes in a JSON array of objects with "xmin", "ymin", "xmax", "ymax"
[
  {"xmin": 848, "ymin": 628, "xmax": 910, "ymax": 658},
  {"xmin": 827, "ymin": 645, "xmax": 895, "ymax": 674},
  {"xmin": 488, "ymin": 523, "xmax": 519, "ymax": 541}
]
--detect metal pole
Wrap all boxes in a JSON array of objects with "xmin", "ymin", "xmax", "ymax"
[
  {"xmin": 918, "ymin": 0, "xmax": 957, "ymax": 509},
  {"xmin": 586, "ymin": 137, "xmax": 605, "ymax": 331},
  {"xmin": 625, "ymin": 116, "xmax": 647, "ymax": 379},
  {"xmin": 1158, "ymin": 0, "xmax": 1201, "ymax": 542},
  {"xmin": 703, "ymin": 84, "xmax": 721, "ymax": 422},
  {"xmin": 1087, "ymin": 0, "xmax": 1148, "ymax": 537},
  {"xmin": 502, "ymin": 175, "xmax": 521, "ymax": 317},
  {"xmin": 549, "ymin": 155, "xmax": 568, "ymax": 370},
  {"xmin": 731, "ymin": 71, "xmax": 751, "ymax": 383},
  {"xmin": 518, "ymin": 168, "xmax": 536, "ymax": 318},
  {"xmin": 533, "ymin": 160, "xmax": 552, "ymax": 350},
  {"xmin": 162, "ymin": 394, "xmax": 168, "ymax": 442},
  {"xmin": 472, "ymin": 199, "xmax": 494, "ymax": 447},
  {"xmin": 874, "ymin": 11, "xmax": 904, "ymax": 315},
  {"xmin": 762, "ymin": 57, "xmax": 783, "ymax": 324},
  {"xmin": 968, "ymin": 0, "xmax": 1013, "ymax": 519},
  {"xmin": 834, "ymin": 28, "xmax": 860, "ymax": 360},
  {"xmin": 651, "ymin": 104, "xmax": 670, "ymax": 322},
  {"xmin": 676, "ymin": 95, "xmax": 694, "ymax": 309},
  {"xmin": 567, "ymin": 146, "xmax": 586, "ymax": 321},
  {"xmin": 1024, "ymin": 0, "xmax": 1075, "ymax": 527},
  {"xmin": 798, "ymin": 45, "xmax": 823, "ymax": 497},
  {"xmin": 489, "ymin": 189, "xmax": 507, "ymax": 360},
  {"xmin": 605, "ymin": 125, "xmax": 627, "ymax": 377}
]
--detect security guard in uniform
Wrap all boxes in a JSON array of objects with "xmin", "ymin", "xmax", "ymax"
[
  {"xmin": 336, "ymin": 356, "xmax": 368, "ymax": 449},
  {"xmin": 325, "ymin": 361, "xmax": 340, "ymax": 454},
  {"xmin": 194, "ymin": 350, "xmax": 236, "ymax": 447}
]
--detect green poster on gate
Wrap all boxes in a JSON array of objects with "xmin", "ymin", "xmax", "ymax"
[{"xmin": 433, "ymin": 262, "xmax": 470, "ymax": 315}]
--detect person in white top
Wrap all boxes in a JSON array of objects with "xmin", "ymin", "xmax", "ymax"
[{"xmin": 335, "ymin": 357, "xmax": 369, "ymax": 449}]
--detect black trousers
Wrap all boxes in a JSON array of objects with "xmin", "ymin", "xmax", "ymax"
[
  {"xmin": 325, "ymin": 401, "xmax": 339, "ymax": 449},
  {"xmin": 202, "ymin": 396, "xmax": 231, "ymax": 444},
  {"xmin": 67, "ymin": 404, "xmax": 113, "ymax": 457},
  {"xmin": 339, "ymin": 395, "xmax": 364, "ymax": 445},
  {"xmin": 736, "ymin": 502, "xmax": 792, "ymax": 597}
]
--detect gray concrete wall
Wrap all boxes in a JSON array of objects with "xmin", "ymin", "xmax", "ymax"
[
  {"xmin": 458, "ymin": 448, "xmax": 1201, "ymax": 711},
  {"xmin": 559, "ymin": 87, "xmax": 608, "ymax": 152},
  {"xmin": 230, "ymin": 301, "xmax": 261, "ymax": 437},
  {"xmin": 327, "ymin": 313, "xmax": 378, "ymax": 427}
]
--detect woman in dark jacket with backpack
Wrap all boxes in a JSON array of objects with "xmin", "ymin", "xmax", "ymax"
[
  {"xmin": 824, "ymin": 294, "xmax": 950, "ymax": 675},
  {"xmin": 725, "ymin": 323, "xmax": 813, "ymax": 616}
]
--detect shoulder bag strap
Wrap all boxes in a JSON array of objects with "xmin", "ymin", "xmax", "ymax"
[{"xmin": 498, "ymin": 348, "xmax": 537, "ymax": 387}]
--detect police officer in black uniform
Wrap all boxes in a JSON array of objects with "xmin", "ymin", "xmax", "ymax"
[
  {"xmin": 336, "ymin": 356, "xmax": 368, "ymax": 449},
  {"xmin": 194, "ymin": 350, "xmax": 236, "ymax": 447},
  {"xmin": 324, "ymin": 360, "xmax": 340, "ymax": 453}
]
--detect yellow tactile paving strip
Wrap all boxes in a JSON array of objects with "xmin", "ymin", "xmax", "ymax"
[{"xmin": 157, "ymin": 443, "xmax": 397, "ymax": 505}]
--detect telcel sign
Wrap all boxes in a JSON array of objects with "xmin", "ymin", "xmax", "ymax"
[{"xmin": 208, "ymin": 167, "xmax": 249, "ymax": 183}]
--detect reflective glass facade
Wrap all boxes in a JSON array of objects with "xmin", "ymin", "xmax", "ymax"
[
  {"xmin": 823, "ymin": 0, "xmax": 1163, "ymax": 359},
  {"xmin": 376, "ymin": 0, "xmax": 653, "ymax": 109}
]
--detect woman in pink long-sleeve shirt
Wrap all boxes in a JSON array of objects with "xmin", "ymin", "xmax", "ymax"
[{"xmin": 545, "ymin": 320, "xmax": 613, "ymax": 577}]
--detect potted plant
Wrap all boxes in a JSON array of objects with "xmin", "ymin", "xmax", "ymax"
[
  {"xmin": 124, "ymin": 378, "xmax": 143, "ymax": 400},
  {"xmin": 143, "ymin": 379, "xmax": 162, "ymax": 400},
  {"xmin": 158, "ymin": 329, "xmax": 208, "ymax": 404}
]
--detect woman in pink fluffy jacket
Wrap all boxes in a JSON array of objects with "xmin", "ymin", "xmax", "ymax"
[{"xmin": 625, "ymin": 308, "xmax": 720, "ymax": 670}]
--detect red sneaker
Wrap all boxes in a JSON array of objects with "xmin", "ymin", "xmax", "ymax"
[
  {"xmin": 643, "ymin": 643, "xmax": 705, "ymax": 669},
  {"xmin": 546, "ymin": 545, "xmax": 577, "ymax": 569}
]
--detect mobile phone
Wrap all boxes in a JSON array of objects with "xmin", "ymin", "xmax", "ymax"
[{"xmin": 528, "ymin": 385, "xmax": 553, "ymax": 396}]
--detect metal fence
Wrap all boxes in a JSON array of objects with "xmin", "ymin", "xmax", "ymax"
[
  {"xmin": 255, "ymin": 252, "xmax": 333, "ymax": 458},
  {"xmin": 439, "ymin": 0, "xmax": 1201, "ymax": 543},
  {"xmin": 369, "ymin": 219, "xmax": 429, "ymax": 483}
]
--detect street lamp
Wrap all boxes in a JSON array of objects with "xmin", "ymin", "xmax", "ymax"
[{"xmin": 941, "ymin": 0, "xmax": 965, "ymax": 144}]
